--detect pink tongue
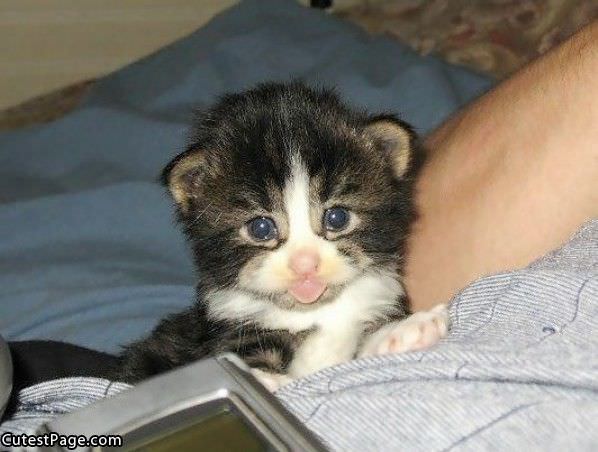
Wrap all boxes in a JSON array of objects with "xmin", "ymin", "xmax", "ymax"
[{"xmin": 288, "ymin": 279, "xmax": 327, "ymax": 304}]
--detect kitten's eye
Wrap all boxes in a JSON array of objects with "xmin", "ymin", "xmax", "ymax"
[
  {"xmin": 247, "ymin": 217, "xmax": 278, "ymax": 241},
  {"xmin": 323, "ymin": 207, "xmax": 350, "ymax": 231}
]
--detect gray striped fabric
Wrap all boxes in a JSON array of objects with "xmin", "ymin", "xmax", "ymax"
[
  {"xmin": 276, "ymin": 219, "xmax": 598, "ymax": 451},
  {"xmin": 2, "ymin": 219, "xmax": 597, "ymax": 451},
  {"xmin": 0, "ymin": 379, "xmax": 130, "ymax": 436}
]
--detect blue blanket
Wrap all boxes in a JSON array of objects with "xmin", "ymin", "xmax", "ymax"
[{"xmin": 0, "ymin": 0, "xmax": 491, "ymax": 353}]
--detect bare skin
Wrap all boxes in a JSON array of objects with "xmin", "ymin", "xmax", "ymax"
[{"xmin": 406, "ymin": 20, "xmax": 598, "ymax": 311}]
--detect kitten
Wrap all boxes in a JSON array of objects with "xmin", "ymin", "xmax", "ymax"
[{"xmin": 116, "ymin": 82, "xmax": 448, "ymax": 390}]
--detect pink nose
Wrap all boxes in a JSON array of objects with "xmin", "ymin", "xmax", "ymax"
[{"xmin": 289, "ymin": 249, "xmax": 320, "ymax": 277}]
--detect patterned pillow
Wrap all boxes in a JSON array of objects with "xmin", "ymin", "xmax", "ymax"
[{"xmin": 335, "ymin": 0, "xmax": 598, "ymax": 78}]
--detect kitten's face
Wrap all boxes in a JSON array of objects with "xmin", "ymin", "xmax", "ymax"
[{"xmin": 164, "ymin": 83, "xmax": 418, "ymax": 310}]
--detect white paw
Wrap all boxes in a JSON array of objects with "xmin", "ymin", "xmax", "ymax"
[
  {"xmin": 250, "ymin": 369, "xmax": 293, "ymax": 392},
  {"xmin": 359, "ymin": 304, "xmax": 449, "ymax": 357}
]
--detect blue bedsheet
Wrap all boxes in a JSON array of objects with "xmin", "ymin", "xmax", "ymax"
[{"xmin": 0, "ymin": 0, "xmax": 491, "ymax": 353}]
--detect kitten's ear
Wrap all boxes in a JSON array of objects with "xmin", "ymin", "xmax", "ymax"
[
  {"xmin": 161, "ymin": 148, "xmax": 206, "ymax": 212},
  {"xmin": 364, "ymin": 116, "xmax": 415, "ymax": 178}
]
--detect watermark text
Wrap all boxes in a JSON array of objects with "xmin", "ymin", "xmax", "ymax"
[{"xmin": 1, "ymin": 431, "xmax": 123, "ymax": 450}]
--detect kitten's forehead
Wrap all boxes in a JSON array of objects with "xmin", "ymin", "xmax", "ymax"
[
  {"xmin": 218, "ymin": 128, "xmax": 389, "ymax": 213},
  {"xmin": 283, "ymin": 157, "xmax": 313, "ymax": 243},
  {"xmin": 193, "ymin": 84, "xmax": 399, "ymax": 216}
]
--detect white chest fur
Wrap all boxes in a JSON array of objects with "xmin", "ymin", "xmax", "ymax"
[{"xmin": 207, "ymin": 271, "xmax": 403, "ymax": 378}]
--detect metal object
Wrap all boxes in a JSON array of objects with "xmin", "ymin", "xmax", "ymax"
[
  {"xmin": 39, "ymin": 354, "xmax": 326, "ymax": 451},
  {"xmin": 0, "ymin": 334, "xmax": 12, "ymax": 419}
]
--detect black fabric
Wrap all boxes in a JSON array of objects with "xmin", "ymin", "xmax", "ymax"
[{"xmin": 3, "ymin": 340, "xmax": 118, "ymax": 420}]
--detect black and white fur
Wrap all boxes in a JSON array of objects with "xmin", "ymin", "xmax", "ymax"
[{"xmin": 115, "ymin": 82, "xmax": 448, "ymax": 389}]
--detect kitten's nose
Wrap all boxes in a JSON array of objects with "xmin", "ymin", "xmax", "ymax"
[{"xmin": 289, "ymin": 249, "xmax": 320, "ymax": 277}]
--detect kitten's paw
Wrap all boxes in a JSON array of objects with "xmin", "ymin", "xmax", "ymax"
[
  {"xmin": 360, "ymin": 304, "xmax": 449, "ymax": 357},
  {"xmin": 250, "ymin": 369, "xmax": 293, "ymax": 392}
]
